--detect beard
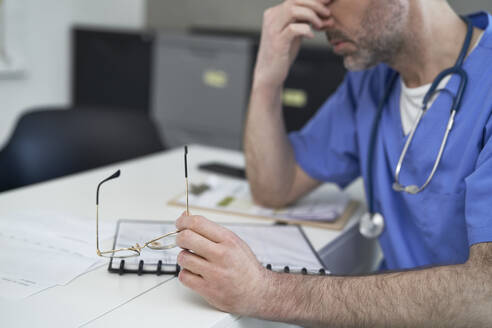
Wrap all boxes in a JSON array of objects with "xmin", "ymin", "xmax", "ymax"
[{"xmin": 326, "ymin": 1, "xmax": 408, "ymax": 71}]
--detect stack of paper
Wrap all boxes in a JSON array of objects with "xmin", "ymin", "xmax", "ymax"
[
  {"xmin": 174, "ymin": 175, "xmax": 350, "ymax": 222},
  {"xmin": 0, "ymin": 211, "xmax": 115, "ymax": 300}
]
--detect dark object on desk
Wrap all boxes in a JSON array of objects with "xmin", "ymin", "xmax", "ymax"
[
  {"xmin": 72, "ymin": 27, "xmax": 154, "ymax": 113},
  {"xmin": 0, "ymin": 108, "xmax": 164, "ymax": 192},
  {"xmin": 198, "ymin": 162, "xmax": 246, "ymax": 179}
]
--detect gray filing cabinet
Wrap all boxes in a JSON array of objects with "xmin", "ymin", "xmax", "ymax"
[{"xmin": 152, "ymin": 33, "xmax": 254, "ymax": 150}]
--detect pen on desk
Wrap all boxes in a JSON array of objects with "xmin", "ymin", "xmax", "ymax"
[{"xmin": 184, "ymin": 145, "xmax": 189, "ymax": 215}]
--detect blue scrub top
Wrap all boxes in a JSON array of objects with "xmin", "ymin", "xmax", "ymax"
[{"xmin": 289, "ymin": 12, "xmax": 492, "ymax": 270}]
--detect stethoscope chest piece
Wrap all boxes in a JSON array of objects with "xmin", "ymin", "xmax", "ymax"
[{"xmin": 359, "ymin": 212, "xmax": 385, "ymax": 239}]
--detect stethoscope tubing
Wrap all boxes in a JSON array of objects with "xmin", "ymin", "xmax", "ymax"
[{"xmin": 361, "ymin": 17, "xmax": 473, "ymax": 238}]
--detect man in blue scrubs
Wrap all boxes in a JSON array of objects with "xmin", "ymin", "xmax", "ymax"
[{"xmin": 175, "ymin": 0, "xmax": 492, "ymax": 325}]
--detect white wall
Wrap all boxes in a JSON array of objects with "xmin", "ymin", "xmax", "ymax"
[{"xmin": 0, "ymin": 0, "xmax": 146, "ymax": 148}]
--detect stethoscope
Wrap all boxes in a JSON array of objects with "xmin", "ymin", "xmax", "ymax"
[{"xmin": 359, "ymin": 17, "xmax": 473, "ymax": 239}]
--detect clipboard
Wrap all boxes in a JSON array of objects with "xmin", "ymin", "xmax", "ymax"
[
  {"xmin": 108, "ymin": 220, "xmax": 330, "ymax": 276},
  {"xmin": 169, "ymin": 196, "xmax": 358, "ymax": 230}
]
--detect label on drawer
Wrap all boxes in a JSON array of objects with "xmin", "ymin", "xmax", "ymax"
[
  {"xmin": 282, "ymin": 88, "xmax": 307, "ymax": 108},
  {"xmin": 202, "ymin": 69, "xmax": 228, "ymax": 88}
]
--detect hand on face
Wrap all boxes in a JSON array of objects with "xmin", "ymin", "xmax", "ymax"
[
  {"xmin": 175, "ymin": 213, "xmax": 271, "ymax": 316},
  {"xmin": 254, "ymin": 0, "xmax": 333, "ymax": 87}
]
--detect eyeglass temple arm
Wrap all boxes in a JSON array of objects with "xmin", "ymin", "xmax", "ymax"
[
  {"xmin": 96, "ymin": 170, "xmax": 121, "ymax": 255},
  {"xmin": 184, "ymin": 145, "xmax": 190, "ymax": 215},
  {"xmin": 184, "ymin": 146, "xmax": 188, "ymax": 178},
  {"xmin": 96, "ymin": 170, "xmax": 121, "ymax": 205}
]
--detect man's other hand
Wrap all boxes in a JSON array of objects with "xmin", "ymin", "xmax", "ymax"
[{"xmin": 254, "ymin": 0, "xmax": 333, "ymax": 88}]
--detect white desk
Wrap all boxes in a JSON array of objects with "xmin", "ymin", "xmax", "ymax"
[{"xmin": 0, "ymin": 145, "xmax": 375, "ymax": 327}]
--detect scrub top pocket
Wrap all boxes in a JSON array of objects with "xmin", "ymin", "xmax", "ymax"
[{"xmin": 414, "ymin": 188, "xmax": 469, "ymax": 266}]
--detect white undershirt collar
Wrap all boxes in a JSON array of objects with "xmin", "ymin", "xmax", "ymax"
[{"xmin": 399, "ymin": 29, "xmax": 485, "ymax": 135}]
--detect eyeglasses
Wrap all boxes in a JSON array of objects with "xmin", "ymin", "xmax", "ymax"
[{"xmin": 95, "ymin": 146, "xmax": 190, "ymax": 258}]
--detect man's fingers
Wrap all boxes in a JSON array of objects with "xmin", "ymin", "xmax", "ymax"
[
  {"xmin": 176, "ymin": 214, "xmax": 230, "ymax": 243},
  {"xmin": 178, "ymin": 268, "xmax": 206, "ymax": 292},
  {"xmin": 177, "ymin": 250, "xmax": 211, "ymax": 277},
  {"xmin": 281, "ymin": 23, "xmax": 315, "ymax": 40},
  {"xmin": 176, "ymin": 228, "xmax": 220, "ymax": 259},
  {"xmin": 291, "ymin": 0, "xmax": 331, "ymax": 19},
  {"xmin": 265, "ymin": 0, "xmax": 331, "ymax": 33},
  {"xmin": 286, "ymin": 6, "xmax": 325, "ymax": 30}
]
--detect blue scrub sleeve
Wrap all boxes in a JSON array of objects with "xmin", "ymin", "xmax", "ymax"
[
  {"xmin": 288, "ymin": 74, "xmax": 361, "ymax": 188},
  {"xmin": 465, "ymin": 114, "xmax": 492, "ymax": 246}
]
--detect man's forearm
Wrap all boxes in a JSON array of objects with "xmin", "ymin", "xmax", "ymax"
[
  {"xmin": 244, "ymin": 0, "xmax": 330, "ymax": 207},
  {"xmin": 259, "ymin": 258, "xmax": 492, "ymax": 327},
  {"xmin": 244, "ymin": 82, "xmax": 298, "ymax": 207}
]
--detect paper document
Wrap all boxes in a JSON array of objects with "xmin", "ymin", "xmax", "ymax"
[
  {"xmin": 173, "ymin": 175, "xmax": 350, "ymax": 222},
  {"xmin": 0, "ymin": 211, "xmax": 115, "ymax": 300},
  {"xmin": 230, "ymin": 224, "xmax": 324, "ymax": 270}
]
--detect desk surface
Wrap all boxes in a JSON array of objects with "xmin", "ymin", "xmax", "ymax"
[{"xmin": 0, "ymin": 145, "xmax": 365, "ymax": 327}]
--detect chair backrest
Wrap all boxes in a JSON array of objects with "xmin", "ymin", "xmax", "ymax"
[
  {"xmin": 72, "ymin": 27, "xmax": 154, "ymax": 113},
  {"xmin": 0, "ymin": 108, "xmax": 165, "ymax": 192}
]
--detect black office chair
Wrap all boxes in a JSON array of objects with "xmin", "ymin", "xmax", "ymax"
[{"xmin": 0, "ymin": 108, "xmax": 165, "ymax": 192}]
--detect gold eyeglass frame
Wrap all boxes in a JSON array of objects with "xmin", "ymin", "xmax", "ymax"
[{"xmin": 96, "ymin": 170, "xmax": 179, "ymax": 258}]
